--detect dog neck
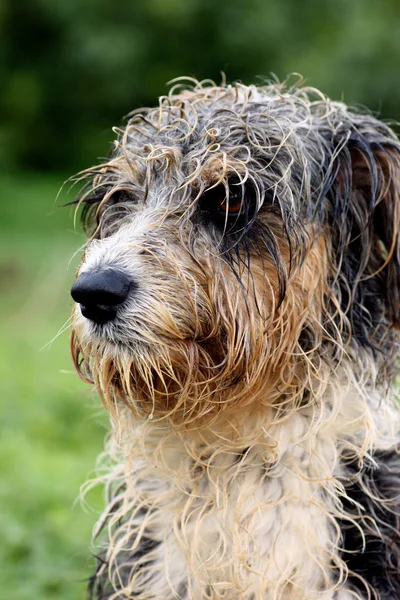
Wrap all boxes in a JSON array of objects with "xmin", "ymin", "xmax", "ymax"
[{"xmin": 96, "ymin": 365, "xmax": 396, "ymax": 600}]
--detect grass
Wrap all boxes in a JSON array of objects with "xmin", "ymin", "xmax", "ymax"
[{"xmin": 0, "ymin": 173, "xmax": 107, "ymax": 600}]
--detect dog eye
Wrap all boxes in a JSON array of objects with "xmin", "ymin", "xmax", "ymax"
[
  {"xmin": 104, "ymin": 189, "xmax": 134, "ymax": 205},
  {"xmin": 199, "ymin": 180, "xmax": 250, "ymax": 219},
  {"xmin": 216, "ymin": 188, "xmax": 243, "ymax": 216}
]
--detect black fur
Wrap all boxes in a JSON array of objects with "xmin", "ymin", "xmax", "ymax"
[
  {"xmin": 88, "ymin": 534, "xmax": 161, "ymax": 599},
  {"xmin": 326, "ymin": 133, "xmax": 400, "ymax": 361},
  {"xmin": 340, "ymin": 451, "xmax": 400, "ymax": 598}
]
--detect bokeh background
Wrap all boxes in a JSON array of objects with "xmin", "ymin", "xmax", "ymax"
[{"xmin": 1, "ymin": 1, "xmax": 400, "ymax": 598}]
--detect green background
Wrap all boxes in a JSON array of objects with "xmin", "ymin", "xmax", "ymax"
[{"xmin": 1, "ymin": 1, "xmax": 400, "ymax": 598}]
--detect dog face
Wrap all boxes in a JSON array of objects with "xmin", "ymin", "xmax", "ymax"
[{"xmin": 70, "ymin": 81, "xmax": 400, "ymax": 425}]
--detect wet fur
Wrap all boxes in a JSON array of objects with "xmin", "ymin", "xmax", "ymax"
[{"xmin": 70, "ymin": 78, "xmax": 400, "ymax": 599}]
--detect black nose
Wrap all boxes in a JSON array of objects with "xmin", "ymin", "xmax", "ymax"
[{"xmin": 71, "ymin": 269, "xmax": 132, "ymax": 324}]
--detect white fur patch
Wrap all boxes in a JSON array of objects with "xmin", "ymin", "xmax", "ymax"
[{"xmin": 89, "ymin": 362, "xmax": 396, "ymax": 599}]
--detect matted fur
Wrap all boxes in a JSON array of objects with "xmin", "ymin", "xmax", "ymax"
[{"xmin": 70, "ymin": 78, "xmax": 400, "ymax": 600}]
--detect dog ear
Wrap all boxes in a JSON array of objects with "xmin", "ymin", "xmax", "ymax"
[{"xmin": 327, "ymin": 125, "xmax": 400, "ymax": 346}]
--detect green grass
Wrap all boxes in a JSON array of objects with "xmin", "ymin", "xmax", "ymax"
[{"xmin": 0, "ymin": 173, "xmax": 107, "ymax": 600}]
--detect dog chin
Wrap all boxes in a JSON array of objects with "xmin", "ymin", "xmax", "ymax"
[{"xmin": 81, "ymin": 331, "xmax": 219, "ymax": 419}]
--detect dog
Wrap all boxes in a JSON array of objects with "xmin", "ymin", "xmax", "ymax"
[{"xmin": 70, "ymin": 78, "xmax": 400, "ymax": 600}]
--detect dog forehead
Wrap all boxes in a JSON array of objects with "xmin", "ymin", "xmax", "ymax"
[
  {"xmin": 110, "ymin": 84, "xmax": 337, "ymax": 195},
  {"xmin": 122, "ymin": 84, "xmax": 325, "ymax": 155},
  {"xmin": 79, "ymin": 82, "xmax": 382, "ymax": 239}
]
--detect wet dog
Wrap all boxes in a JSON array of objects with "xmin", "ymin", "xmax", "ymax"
[{"xmin": 70, "ymin": 78, "xmax": 400, "ymax": 599}]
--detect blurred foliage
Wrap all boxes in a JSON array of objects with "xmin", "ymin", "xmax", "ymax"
[
  {"xmin": 0, "ymin": 173, "xmax": 107, "ymax": 599},
  {"xmin": 2, "ymin": 0, "xmax": 400, "ymax": 173}
]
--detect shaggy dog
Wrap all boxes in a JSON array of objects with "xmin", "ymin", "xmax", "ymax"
[{"xmin": 70, "ymin": 78, "xmax": 400, "ymax": 600}]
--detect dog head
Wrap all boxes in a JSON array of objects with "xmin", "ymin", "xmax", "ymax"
[{"xmin": 70, "ymin": 80, "xmax": 400, "ymax": 425}]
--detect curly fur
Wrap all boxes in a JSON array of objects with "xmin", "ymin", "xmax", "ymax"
[{"xmin": 69, "ymin": 77, "xmax": 400, "ymax": 600}]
